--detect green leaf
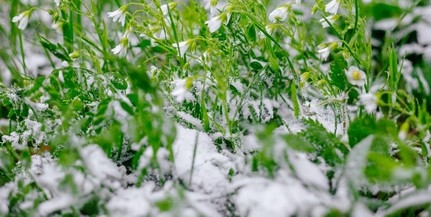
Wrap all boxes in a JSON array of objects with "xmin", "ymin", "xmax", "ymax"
[
  {"xmin": 290, "ymin": 83, "xmax": 300, "ymax": 118},
  {"xmin": 246, "ymin": 24, "xmax": 257, "ymax": 42},
  {"xmin": 369, "ymin": 3, "xmax": 402, "ymax": 21},
  {"xmin": 155, "ymin": 197, "xmax": 174, "ymax": 212},
  {"xmin": 127, "ymin": 93, "xmax": 139, "ymax": 106},
  {"xmin": 298, "ymin": 119, "xmax": 347, "ymax": 166},
  {"xmin": 250, "ymin": 61, "xmax": 263, "ymax": 71},
  {"xmin": 38, "ymin": 35, "xmax": 72, "ymax": 62},
  {"xmin": 120, "ymin": 101, "xmax": 134, "ymax": 115},
  {"xmin": 111, "ymin": 73, "xmax": 128, "ymax": 90},
  {"xmin": 329, "ymin": 54, "xmax": 348, "ymax": 91},
  {"xmin": 283, "ymin": 134, "xmax": 314, "ymax": 153},
  {"xmin": 348, "ymin": 115, "xmax": 397, "ymax": 147}
]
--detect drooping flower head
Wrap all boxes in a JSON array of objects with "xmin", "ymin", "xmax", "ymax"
[
  {"xmin": 111, "ymin": 26, "xmax": 133, "ymax": 57},
  {"xmin": 268, "ymin": 6, "xmax": 289, "ymax": 23},
  {"xmin": 325, "ymin": 0, "xmax": 340, "ymax": 15},
  {"xmin": 107, "ymin": 5, "xmax": 127, "ymax": 26},
  {"xmin": 173, "ymin": 40, "xmax": 192, "ymax": 57},
  {"xmin": 111, "ymin": 38, "xmax": 128, "ymax": 57},
  {"xmin": 205, "ymin": 12, "xmax": 230, "ymax": 33},
  {"xmin": 12, "ymin": 9, "xmax": 33, "ymax": 30},
  {"xmin": 345, "ymin": 66, "xmax": 366, "ymax": 86},
  {"xmin": 317, "ymin": 42, "xmax": 338, "ymax": 60},
  {"xmin": 206, "ymin": 15, "xmax": 223, "ymax": 33},
  {"xmin": 319, "ymin": 15, "xmax": 339, "ymax": 28}
]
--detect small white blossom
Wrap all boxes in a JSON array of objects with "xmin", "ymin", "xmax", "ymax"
[
  {"xmin": 359, "ymin": 93, "xmax": 377, "ymax": 114},
  {"xmin": 111, "ymin": 37, "xmax": 128, "ymax": 57},
  {"xmin": 111, "ymin": 27, "xmax": 132, "ymax": 57},
  {"xmin": 206, "ymin": 15, "xmax": 223, "ymax": 33},
  {"xmin": 317, "ymin": 42, "xmax": 337, "ymax": 60},
  {"xmin": 268, "ymin": 6, "xmax": 288, "ymax": 23},
  {"xmin": 12, "ymin": 10, "xmax": 32, "ymax": 30},
  {"xmin": 319, "ymin": 15, "xmax": 339, "ymax": 28},
  {"xmin": 171, "ymin": 78, "xmax": 192, "ymax": 102},
  {"xmin": 173, "ymin": 40, "xmax": 191, "ymax": 57},
  {"xmin": 107, "ymin": 5, "xmax": 127, "ymax": 26},
  {"xmin": 325, "ymin": 0, "xmax": 340, "ymax": 15},
  {"xmin": 345, "ymin": 66, "xmax": 366, "ymax": 86}
]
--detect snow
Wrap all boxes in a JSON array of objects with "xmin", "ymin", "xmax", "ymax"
[
  {"xmin": 343, "ymin": 135, "xmax": 374, "ymax": 187},
  {"xmin": 177, "ymin": 111, "xmax": 203, "ymax": 130},
  {"xmin": 37, "ymin": 194, "xmax": 75, "ymax": 216},
  {"xmin": 80, "ymin": 144, "xmax": 122, "ymax": 180},
  {"xmin": 382, "ymin": 189, "xmax": 431, "ymax": 215},
  {"xmin": 243, "ymin": 134, "xmax": 261, "ymax": 153},
  {"xmin": 288, "ymin": 151, "xmax": 329, "ymax": 190},
  {"xmin": 106, "ymin": 186, "xmax": 152, "ymax": 217},
  {"xmin": 233, "ymin": 175, "xmax": 323, "ymax": 217},
  {"xmin": 173, "ymin": 124, "xmax": 232, "ymax": 193}
]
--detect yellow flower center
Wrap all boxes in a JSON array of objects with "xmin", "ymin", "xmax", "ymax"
[{"xmin": 352, "ymin": 70, "xmax": 361, "ymax": 80}]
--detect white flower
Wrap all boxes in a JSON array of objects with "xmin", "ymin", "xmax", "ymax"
[
  {"xmin": 55, "ymin": 0, "xmax": 61, "ymax": 6},
  {"xmin": 171, "ymin": 78, "xmax": 192, "ymax": 102},
  {"xmin": 111, "ymin": 37, "xmax": 129, "ymax": 57},
  {"xmin": 12, "ymin": 10, "xmax": 32, "ymax": 30},
  {"xmin": 325, "ymin": 0, "xmax": 340, "ymax": 15},
  {"xmin": 206, "ymin": 15, "xmax": 223, "ymax": 33},
  {"xmin": 317, "ymin": 42, "xmax": 337, "ymax": 60},
  {"xmin": 345, "ymin": 66, "xmax": 366, "ymax": 86},
  {"xmin": 107, "ymin": 5, "xmax": 127, "ymax": 26},
  {"xmin": 173, "ymin": 40, "xmax": 191, "ymax": 57},
  {"xmin": 319, "ymin": 15, "xmax": 339, "ymax": 28},
  {"xmin": 268, "ymin": 6, "xmax": 288, "ymax": 23},
  {"xmin": 359, "ymin": 93, "xmax": 377, "ymax": 114}
]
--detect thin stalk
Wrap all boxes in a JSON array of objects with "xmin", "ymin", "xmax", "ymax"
[{"xmin": 189, "ymin": 131, "xmax": 199, "ymax": 186}]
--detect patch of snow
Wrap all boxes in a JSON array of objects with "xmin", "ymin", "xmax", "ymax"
[
  {"xmin": 243, "ymin": 134, "xmax": 261, "ymax": 153},
  {"xmin": 106, "ymin": 186, "xmax": 152, "ymax": 217},
  {"xmin": 173, "ymin": 125, "xmax": 231, "ymax": 193},
  {"xmin": 417, "ymin": 22, "xmax": 431, "ymax": 45},
  {"xmin": 288, "ymin": 151, "xmax": 329, "ymax": 190},
  {"xmin": 381, "ymin": 189, "xmax": 431, "ymax": 215},
  {"xmin": 233, "ymin": 176, "xmax": 323, "ymax": 217},
  {"xmin": 37, "ymin": 194, "xmax": 75, "ymax": 216},
  {"xmin": 374, "ymin": 19, "xmax": 397, "ymax": 31},
  {"xmin": 343, "ymin": 135, "xmax": 374, "ymax": 188},
  {"xmin": 177, "ymin": 111, "xmax": 203, "ymax": 130},
  {"xmin": 80, "ymin": 144, "xmax": 122, "ymax": 180},
  {"xmin": 351, "ymin": 202, "xmax": 376, "ymax": 217}
]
